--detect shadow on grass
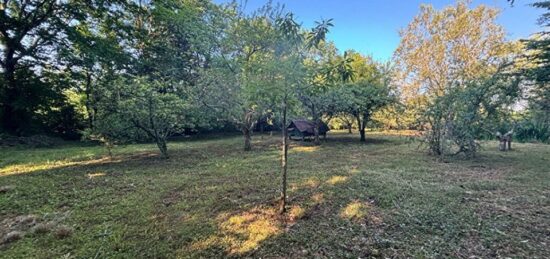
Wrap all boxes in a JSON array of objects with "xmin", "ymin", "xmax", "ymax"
[{"xmin": 1, "ymin": 134, "xmax": 548, "ymax": 258}]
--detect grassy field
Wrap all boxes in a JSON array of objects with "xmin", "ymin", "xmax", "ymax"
[{"xmin": 1, "ymin": 132, "xmax": 549, "ymax": 258}]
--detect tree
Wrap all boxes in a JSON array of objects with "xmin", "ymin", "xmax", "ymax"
[
  {"xmin": 119, "ymin": 77, "xmax": 194, "ymax": 159},
  {"xmin": 519, "ymin": 1, "xmax": 550, "ymax": 141},
  {"xmin": 272, "ymin": 12, "xmax": 332, "ymax": 213},
  {"xmin": 394, "ymin": 1, "xmax": 511, "ymax": 99},
  {"xmin": 86, "ymin": 0, "xmax": 221, "ymax": 157},
  {"xmin": 326, "ymin": 52, "xmax": 393, "ymax": 142},
  {"xmin": 340, "ymin": 79, "xmax": 394, "ymax": 142},
  {"xmin": 298, "ymin": 41, "xmax": 338, "ymax": 145},
  {"xmin": 423, "ymin": 69, "xmax": 520, "ymax": 157},
  {"xmin": 211, "ymin": 2, "xmax": 282, "ymax": 151},
  {"xmin": 0, "ymin": 0, "xmax": 79, "ymax": 134},
  {"xmin": 394, "ymin": 1, "xmax": 520, "ymax": 156}
]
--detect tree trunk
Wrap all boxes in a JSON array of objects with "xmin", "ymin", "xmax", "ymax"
[
  {"xmin": 499, "ymin": 139, "xmax": 506, "ymax": 151},
  {"xmin": 84, "ymin": 72, "xmax": 94, "ymax": 130},
  {"xmin": 279, "ymin": 98, "xmax": 288, "ymax": 214},
  {"xmin": 313, "ymin": 119, "xmax": 320, "ymax": 145},
  {"xmin": 505, "ymin": 131, "xmax": 513, "ymax": 151},
  {"xmin": 359, "ymin": 112, "xmax": 370, "ymax": 142},
  {"xmin": 356, "ymin": 114, "xmax": 366, "ymax": 142},
  {"xmin": 347, "ymin": 123, "xmax": 352, "ymax": 134},
  {"xmin": 259, "ymin": 119, "xmax": 264, "ymax": 140},
  {"xmin": 156, "ymin": 139, "xmax": 169, "ymax": 159},
  {"xmin": 312, "ymin": 105, "xmax": 320, "ymax": 145},
  {"xmin": 1, "ymin": 49, "xmax": 21, "ymax": 135},
  {"xmin": 242, "ymin": 110, "xmax": 255, "ymax": 151},
  {"xmin": 243, "ymin": 127, "xmax": 252, "ymax": 151}
]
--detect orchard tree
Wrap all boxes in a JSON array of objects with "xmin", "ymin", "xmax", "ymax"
[
  {"xmin": 395, "ymin": 1, "xmax": 521, "ymax": 156},
  {"xmin": 394, "ymin": 1, "xmax": 512, "ymax": 98},
  {"xmin": 520, "ymin": 1, "xmax": 550, "ymax": 139},
  {"xmin": 329, "ymin": 52, "xmax": 393, "ymax": 142},
  {"xmin": 120, "ymin": 77, "xmax": 196, "ymax": 158},
  {"xmin": 0, "ymin": 0, "xmax": 81, "ymax": 134},
  {"xmin": 87, "ymin": 0, "xmax": 221, "ymax": 157},
  {"xmin": 207, "ymin": 2, "xmax": 282, "ymax": 151},
  {"xmin": 272, "ymin": 12, "xmax": 333, "ymax": 213},
  {"xmin": 339, "ymin": 79, "xmax": 394, "ymax": 142}
]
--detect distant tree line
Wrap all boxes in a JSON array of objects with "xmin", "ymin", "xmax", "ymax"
[{"xmin": 0, "ymin": 0, "xmax": 548, "ymax": 156}]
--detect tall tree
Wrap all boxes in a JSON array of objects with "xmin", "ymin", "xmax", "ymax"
[
  {"xmin": 337, "ymin": 78, "xmax": 394, "ymax": 142},
  {"xmin": 273, "ymin": 12, "xmax": 332, "ymax": 213},
  {"xmin": 395, "ymin": 1, "xmax": 520, "ymax": 156},
  {"xmin": 394, "ymin": 1, "xmax": 511, "ymax": 99},
  {"xmin": 88, "ymin": 0, "xmax": 222, "ymax": 157},
  {"xmin": 211, "ymin": 2, "xmax": 281, "ymax": 151},
  {"xmin": 523, "ymin": 1, "xmax": 550, "ymax": 126},
  {"xmin": 298, "ymin": 38, "xmax": 337, "ymax": 145},
  {"xmin": 0, "ymin": 0, "xmax": 78, "ymax": 134}
]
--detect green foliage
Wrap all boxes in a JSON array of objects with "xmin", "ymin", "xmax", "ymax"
[
  {"xmin": 0, "ymin": 0, "xmax": 101, "ymax": 134},
  {"xmin": 514, "ymin": 116, "xmax": 550, "ymax": 143},
  {"xmin": 91, "ymin": 76, "xmax": 198, "ymax": 158},
  {"xmin": 423, "ymin": 72, "xmax": 520, "ymax": 157},
  {"xmin": 323, "ymin": 55, "xmax": 395, "ymax": 141},
  {"xmin": 518, "ymin": 1, "xmax": 550, "ymax": 143}
]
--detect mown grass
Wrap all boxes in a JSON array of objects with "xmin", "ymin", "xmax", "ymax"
[{"xmin": 1, "ymin": 131, "xmax": 549, "ymax": 258}]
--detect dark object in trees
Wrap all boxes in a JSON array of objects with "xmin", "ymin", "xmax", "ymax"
[
  {"xmin": 496, "ymin": 130, "xmax": 513, "ymax": 151},
  {"xmin": 287, "ymin": 119, "xmax": 329, "ymax": 141}
]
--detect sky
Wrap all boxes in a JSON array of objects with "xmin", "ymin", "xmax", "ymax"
[{"xmin": 214, "ymin": 0, "xmax": 544, "ymax": 62}]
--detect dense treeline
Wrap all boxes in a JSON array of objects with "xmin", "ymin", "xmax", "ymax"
[{"xmin": 1, "ymin": 0, "xmax": 548, "ymax": 155}]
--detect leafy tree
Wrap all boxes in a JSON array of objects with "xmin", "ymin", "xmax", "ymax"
[
  {"xmin": 0, "ymin": 0, "xmax": 80, "ymax": 134},
  {"xmin": 395, "ymin": 1, "xmax": 521, "ymax": 156},
  {"xmin": 208, "ymin": 2, "xmax": 283, "ymax": 151},
  {"xmin": 339, "ymin": 79, "xmax": 394, "ymax": 142},
  {"xmin": 394, "ymin": 1, "xmax": 512, "ymax": 99},
  {"xmin": 424, "ymin": 69, "xmax": 520, "ymax": 157},
  {"xmin": 86, "ymin": 0, "xmax": 221, "ymax": 157},
  {"xmin": 518, "ymin": 1, "xmax": 550, "ymax": 141},
  {"xmin": 325, "ymin": 52, "xmax": 393, "ymax": 141},
  {"xmin": 120, "ymin": 77, "xmax": 195, "ymax": 158},
  {"xmin": 271, "ymin": 12, "xmax": 333, "ymax": 213}
]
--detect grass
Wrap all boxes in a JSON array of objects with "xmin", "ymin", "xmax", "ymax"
[{"xmin": 0, "ymin": 131, "xmax": 549, "ymax": 258}]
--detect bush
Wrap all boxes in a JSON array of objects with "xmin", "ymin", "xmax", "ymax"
[
  {"xmin": 515, "ymin": 118, "xmax": 550, "ymax": 143},
  {"xmin": 422, "ymin": 73, "xmax": 520, "ymax": 157}
]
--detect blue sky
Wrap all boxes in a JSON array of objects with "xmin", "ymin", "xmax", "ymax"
[{"xmin": 214, "ymin": 0, "xmax": 543, "ymax": 61}]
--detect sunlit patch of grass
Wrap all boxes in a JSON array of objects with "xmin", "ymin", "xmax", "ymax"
[
  {"xmin": 86, "ymin": 172, "xmax": 106, "ymax": 179},
  {"xmin": 0, "ymin": 157, "xmax": 117, "ymax": 176},
  {"xmin": 291, "ymin": 146, "xmax": 319, "ymax": 153},
  {"xmin": 291, "ymin": 177, "xmax": 321, "ymax": 191},
  {"xmin": 190, "ymin": 207, "xmax": 282, "ymax": 254},
  {"xmin": 311, "ymin": 192, "xmax": 324, "ymax": 203},
  {"xmin": 340, "ymin": 200, "xmax": 370, "ymax": 220},
  {"xmin": 326, "ymin": 175, "xmax": 348, "ymax": 185},
  {"xmin": 370, "ymin": 129, "xmax": 420, "ymax": 136},
  {"xmin": 288, "ymin": 205, "xmax": 305, "ymax": 221},
  {"xmin": 299, "ymin": 177, "xmax": 321, "ymax": 189}
]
